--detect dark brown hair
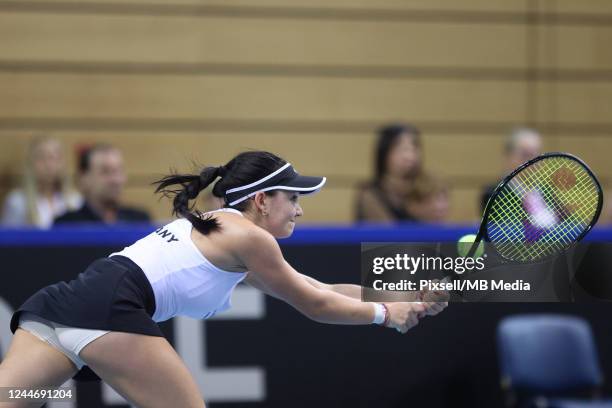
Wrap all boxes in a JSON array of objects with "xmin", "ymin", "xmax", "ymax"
[{"xmin": 153, "ymin": 151, "xmax": 286, "ymax": 234}]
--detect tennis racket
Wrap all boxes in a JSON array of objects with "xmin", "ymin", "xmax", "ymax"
[
  {"xmin": 437, "ymin": 152, "xmax": 604, "ymax": 301},
  {"xmin": 375, "ymin": 152, "xmax": 602, "ymax": 310},
  {"xmin": 466, "ymin": 152, "xmax": 603, "ymax": 262}
]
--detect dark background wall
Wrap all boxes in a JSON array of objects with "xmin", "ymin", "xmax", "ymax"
[{"xmin": 1, "ymin": 235, "xmax": 611, "ymax": 408}]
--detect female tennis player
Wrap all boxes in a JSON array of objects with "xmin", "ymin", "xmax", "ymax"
[{"xmin": 0, "ymin": 151, "xmax": 447, "ymax": 408}]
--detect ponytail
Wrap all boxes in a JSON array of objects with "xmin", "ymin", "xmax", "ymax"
[
  {"xmin": 153, "ymin": 166, "xmax": 222, "ymax": 234},
  {"xmin": 155, "ymin": 151, "xmax": 288, "ymax": 233}
]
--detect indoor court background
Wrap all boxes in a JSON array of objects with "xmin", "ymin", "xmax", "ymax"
[
  {"xmin": 1, "ymin": 1, "xmax": 612, "ymax": 407},
  {"xmin": 1, "ymin": 0, "xmax": 612, "ymax": 223}
]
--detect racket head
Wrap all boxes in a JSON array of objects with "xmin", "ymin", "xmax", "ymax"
[{"xmin": 478, "ymin": 152, "xmax": 603, "ymax": 263}]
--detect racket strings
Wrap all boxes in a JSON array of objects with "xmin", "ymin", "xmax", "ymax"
[
  {"xmin": 520, "ymin": 159, "xmax": 595, "ymax": 225},
  {"xmin": 486, "ymin": 156, "xmax": 600, "ymax": 261},
  {"xmin": 493, "ymin": 160, "xmax": 596, "ymax": 260},
  {"xmin": 494, "ymin": 163, "xmax": 592, "ymax": 260}
]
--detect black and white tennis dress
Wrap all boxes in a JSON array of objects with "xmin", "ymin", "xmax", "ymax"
[{"xmin": 10, "ymin": 208, "xmax": 248, "ymax": 380}]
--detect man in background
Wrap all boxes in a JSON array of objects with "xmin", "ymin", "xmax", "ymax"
[
  {"xmin": 480, "ymin": 127, "xmax": 543, "ymax": 213},
  {"xmin": 54, "ymin": 144, "xmax": 150, "ymax": 225}
]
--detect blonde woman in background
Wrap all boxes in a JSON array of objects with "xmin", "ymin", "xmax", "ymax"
[{"xmin": 1, "ymin": 137, "xmax": 81, "ymax": 228}]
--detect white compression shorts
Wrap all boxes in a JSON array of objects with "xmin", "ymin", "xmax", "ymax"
[{"xmin": 17, "ymin": 312, "xmax": 109, "ymax": 369}]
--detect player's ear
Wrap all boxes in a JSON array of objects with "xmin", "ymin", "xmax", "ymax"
[{"xmin": 252, "ymin": 191, "xmax": 270, "ymax": 214}]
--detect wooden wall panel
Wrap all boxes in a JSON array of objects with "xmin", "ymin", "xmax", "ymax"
[
  {"xmin": 423, "ymin": 134, "xmax": 560, "ymax": 180},
  {"xmin": 0, "ymin": 132, "xmax": 376, "ymax": 179},
  {"xmin": 0, "ymin": 0, "xmax": 528, "ymax": 13},
  {"xmin": 537, "ymin": 25, "xmax": 612, "ymax": 71},
  {"xmin": 0, "ymin": 13, "xmax": 204, "ymax": 65},
  {"xmin": 1, "ymin": 0, "xmax": 610, "ymax": 224},
  {"xmin": 295, "ymin": 186, "xmax": 355, "ymax": 223},
  {"xmin": 0, "ymin": 13, "xmax": 527, "ymax": 69},
  {"xmin": 198, "ymin": 0, "xmax": 528, "ymax": 12},
  {"xmin": 449, "ymin": 187, "xmax": 481, "ymax": 222},
  {"xmin": 553, "ymin": 1, "xmax": 612, "ymax": 15},
  {"xmin": 557, "ymin": 136, "xmax": 612, "ymax": 181},
  {"xmin": 424, "ymin": 134, "xmax": 505, "ymax": 180},
  {"xmin": 0, "ymin": 73, "xmax": 529, "ymax": 122},
  {"xmin": 536, "ymin": 82, "xmax": 612, "ymax": 125}
]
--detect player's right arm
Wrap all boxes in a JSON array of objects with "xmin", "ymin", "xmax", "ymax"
[
  {"xmin": 297, "ymin": 273, "xmax": 448, "ymax": 317},
  {"xmin": 240, "ymin": 227, "xmax": 424, "ymax": 333}
]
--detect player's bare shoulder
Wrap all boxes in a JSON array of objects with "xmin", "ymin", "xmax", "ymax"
[
  {"xmin": 224, "ymin": 214, "xmax": 281, "ymax": 262},
  {"xmin": 196, "ymin": 211, "xmax": 276, "ymax": 257},
  {"xmin": 234, "ymin": 218, "xmax": 278, "ymax": 257}
]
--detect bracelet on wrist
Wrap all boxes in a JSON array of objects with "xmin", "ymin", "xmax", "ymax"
[
  {"xmin": 372, "ymin": 303, "xmax": 386, "ymax": 325},
  {"xmin": 382, "ymin": 303, "xmax": 391, "ymax": 327}
]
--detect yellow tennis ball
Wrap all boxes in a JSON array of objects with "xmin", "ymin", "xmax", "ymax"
[{"xmin": 457, "ymin": 234, "xmax": 485, "ymax": 258}]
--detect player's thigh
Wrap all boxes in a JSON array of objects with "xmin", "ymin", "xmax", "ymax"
[
  {"xmin": 0, "ymin": 329, "xmax": 78, "ymax": 408},
  {"xmin": 79, "ymin": 331, "xmax": 205, "ymax": 408}
]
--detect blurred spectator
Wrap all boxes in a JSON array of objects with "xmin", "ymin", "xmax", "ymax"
[
  {"xmin": 354, "ymin": 124, "xmax": 423, "ymax": 222},
  {"xmin": 480, "ymin": 127, "xmax": 543, "ymax": 213},
  {"xmin": 1, "ymin": 137, "xmax": 81, "ymax": 228},
  {"xmin": 406, "ymin": 174, "xmax": 450, "ymax": 223},
  {"xmin": 54, "ymin": 144, "xmax": 150, "ymax": 225}
]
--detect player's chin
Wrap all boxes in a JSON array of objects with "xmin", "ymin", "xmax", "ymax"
[{"xmin": 278, "ymin": 222, "xmax": 296, "ymax": 238}]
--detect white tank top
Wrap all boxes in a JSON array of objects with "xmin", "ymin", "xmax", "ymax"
[{"xmin": 110, "ymin": 208, "xmax": 247, "ymax": 322}]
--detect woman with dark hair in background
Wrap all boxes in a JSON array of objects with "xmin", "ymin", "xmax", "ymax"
[
  {"xmin": 0, "ymin": 150, "xmax": 447, "ymax": 408},
  {"xmin": 1, "ymin": 137, "xmax": 81, "ymax": 228},
  {"xmin": 354, "ymin": 124, "xmax": 424, "ymax": 222}
]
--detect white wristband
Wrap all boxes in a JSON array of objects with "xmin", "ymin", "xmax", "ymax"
[{"xmin": 372, "ymin": 303, "xmax": 386, "ymax": 325}]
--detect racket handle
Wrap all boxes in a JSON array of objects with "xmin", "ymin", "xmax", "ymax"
[{"xmin": 466, "ymin": 238, "xmax": 481, "ymax": 258}]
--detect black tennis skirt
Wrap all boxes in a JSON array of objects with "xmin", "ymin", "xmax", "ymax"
[{"xmin": 10, "ymin": 255, "xmax": 163, "ymax": 381}]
